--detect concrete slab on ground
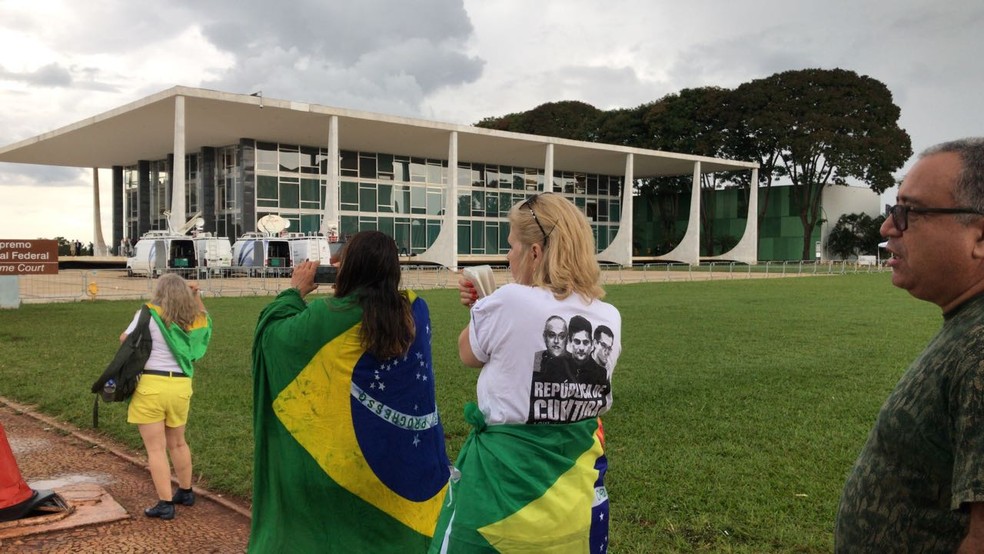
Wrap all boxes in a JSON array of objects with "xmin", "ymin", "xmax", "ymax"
[{"xmin": 0, "ymin": 399, "xmax": 251, "ymax": 553}]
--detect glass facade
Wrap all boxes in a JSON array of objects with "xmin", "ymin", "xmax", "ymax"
[
  {"xmin": 215, "ymin": 145, "xmax": 243, "ymax": 240},
  {"xmin": 123, "ymin": 166, "xmax": 139, "ymax": 240},
  {"xmin": 121, "ymin": 139, "xmax": 624, "ymax": 257}
]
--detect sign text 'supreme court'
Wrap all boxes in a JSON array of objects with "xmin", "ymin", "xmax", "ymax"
[{"xmin": 0, "ymin": 240, "xmax": 59, "ymax": 275}]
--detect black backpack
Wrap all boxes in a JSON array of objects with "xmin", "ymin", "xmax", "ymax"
[{"xmin": 90, "ymin": 305, "xmax": 153, "ymax": 427}]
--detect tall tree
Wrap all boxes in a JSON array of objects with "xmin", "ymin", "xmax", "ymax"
[
  {"xmin": 735, "ymin": 69, "xmax": 911, "ymax": 259},
  {"xmin": 826, "ymin": 212, "xmax": 886, "ymax": 260},
  {"xmin": 722, "ymin": 85, "xmax": 786, "ymax": 224},
  {"xmin": 642, "ymin": 87, "xmax": 736, "ymax": 254},
  {"xmin": 475, "ymin": 100, "xmax": 603, "ymax": 141}
]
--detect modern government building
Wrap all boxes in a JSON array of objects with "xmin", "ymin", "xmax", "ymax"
[{"xmin": 0, "ymin": 86, "xmax": 775, "ymax": 267}]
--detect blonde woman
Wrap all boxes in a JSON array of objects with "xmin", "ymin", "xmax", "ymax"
[
  {"xmin": 122, "ymin": 273, "xmax": 212, "ymax": 520},
  {"xmin": 431, "ymin": 193, "xmax": 622, "ymax": 552}
]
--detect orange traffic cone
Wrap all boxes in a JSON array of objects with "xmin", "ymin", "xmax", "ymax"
[{"xmin": 0, "ymin": 422, "xmax": 56, "ymax": 522}]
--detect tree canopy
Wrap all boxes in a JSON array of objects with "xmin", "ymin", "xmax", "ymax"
[
  {"xmin": 733, "ymin": 69, "xmax": 910, "ymax": 258},
  {"xmin": 473, "ymin": 68, "xmax": 912, "ymax": 260},
  {"xmin": 826, "ymin": 212, "xmax": 886, "ymax": 260}
]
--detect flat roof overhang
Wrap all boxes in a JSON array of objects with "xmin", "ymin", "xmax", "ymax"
[{"xmin": 0, "ymin": 86, "xmax": 758, "ymax": 177}]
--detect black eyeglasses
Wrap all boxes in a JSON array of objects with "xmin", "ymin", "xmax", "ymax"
[
  {"xmin": 885, "ymin": 204, "xmax": 984, "ymax": 233},
  {"xmin": 521, "ymin": 194, "xmax": 553, "ymax": 246}
]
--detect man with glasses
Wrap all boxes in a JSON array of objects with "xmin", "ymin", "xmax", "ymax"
[
  {"xmin": 836, "ymin": 138, "xmax": 984, "ymax": 552},
  {"xmin": 592, "ymin": 325, "xmax": 615, "ymax": 371}
]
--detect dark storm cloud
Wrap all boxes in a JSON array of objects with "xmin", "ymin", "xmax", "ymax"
[
  {"xmin": 176, "ymin": 0, "xmax": 484, "ymax": 114},
  {"xmin": 0, "ymin": 163, "xmax": 84, "ymax": 188},
  {"xmin": 0, "ymin": 63, "xmax": 72, "ymax": 87}
]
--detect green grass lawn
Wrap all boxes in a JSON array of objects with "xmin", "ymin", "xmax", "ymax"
[{"xmin": 0, "ymin": 274, "xmax": 940, "ymax": 552}]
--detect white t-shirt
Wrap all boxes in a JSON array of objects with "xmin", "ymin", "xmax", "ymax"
[
  {"xmin": 468, "ymin": 283, "xmax": 621, "ymax": 425},
  {"xmin": 125, "ymin": 308, "xmax": 181, "ymax": 373}
]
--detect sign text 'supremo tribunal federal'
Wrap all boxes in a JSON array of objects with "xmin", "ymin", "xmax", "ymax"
[{"xmin": 0, "ymin": 240, "xmax": 59, "ymax": 275}]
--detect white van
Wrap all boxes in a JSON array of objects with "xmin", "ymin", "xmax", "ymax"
[
  {"xmin": 126, "ymin": 231, "xmax": 198, "ymax": 277},
  {"xmin": 286, "ymin": 233, "xmax": 332, "ymax": 265},
  {"xmin": 232, "ymin": 233, "xmax": 293, "ymax": 275},
  {"xmin": 194, "ymin": 233, "xmax": 233, "ymax": 276}
]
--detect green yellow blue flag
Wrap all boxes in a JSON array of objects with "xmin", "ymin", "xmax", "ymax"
[
  {"xmin": 249, "ymin": 289, "xmax": 450, "ymax": 553},
  {"xmin": 430, "ymin": 403, "xmax": 609, "ymax": 553},
  {"xmin": 146, "ymin": 303, "xmax": 211, "ymax": 377}
]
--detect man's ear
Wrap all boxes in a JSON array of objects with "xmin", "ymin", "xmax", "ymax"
[{"xmin": 972, "ymin": 220, "xmax": 984, "ymax": 260}]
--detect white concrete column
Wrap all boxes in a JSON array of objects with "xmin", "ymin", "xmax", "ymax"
[
  {"xmin": 170, "ymin": 95, "xmax": 186, "ymax": 233},
  {"xmin": 416, "ymin": 131, "xmax": 458, "ymax": 268},
  {"xmin": 597, "ymin": 153, "xmax": 633, "ymax": 266},
  {"xmin": 92, "ymin": 168, "xmax": 108, "ymax": 256},
  {"xmin": 706, "ymin": 167, "xmax": 759, "ymax": 264},
  {"xmin": 544, "ymin": 144, "xmax": 554, "ymax": 193},
  {"xmin": 321, "ymin": 115, "xmax": 340, "ymax": 238},
  {"xmin": 658, "ymin": 161, "xmax": 701, "ymax": 266}
]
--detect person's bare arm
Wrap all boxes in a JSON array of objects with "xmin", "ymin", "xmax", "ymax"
[
  {"xmin": 290, "ymin": 260, "xmax": 320, "ymax": 298},
  {"xmin": 188, "ymin": 282, "xmax": 207, "ymax": 312},
  {"xmin": 458, "ymin": 326, "xmax": 483, "ymax": 368}
]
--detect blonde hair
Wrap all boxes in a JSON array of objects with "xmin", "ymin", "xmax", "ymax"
[
  {"xmin": 151, "ymin": 273, "xmax": 200, "ymax": 329},
  {"xmin": 509, "ymin": 193, "xmax": 604, "ymax": 301}
]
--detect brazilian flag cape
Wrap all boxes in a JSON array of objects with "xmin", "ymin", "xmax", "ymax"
[
  {"xmin": 249, "ymin": 288, "xmax": 450, "ymax": 553},
  {"xmin": 146, "ymin": 303, "xmax": 211, "ymax": 377},
  {"xmin": 430, "ymin": 403, "xmax": 610, "ymax": 553}
]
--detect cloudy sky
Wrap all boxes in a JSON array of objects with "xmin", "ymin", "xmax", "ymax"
[{"xmin": 0, "ymin": 0, "xmax": 981, "ymax": 245}]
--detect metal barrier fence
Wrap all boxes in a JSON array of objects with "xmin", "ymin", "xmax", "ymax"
[
  {"xmin": 637, "ymin": 260, "xmax": 890, "ymax": 282},
  {"xmin": 11, "ymin": 261, "xmax": 889, "ymax": 304}
]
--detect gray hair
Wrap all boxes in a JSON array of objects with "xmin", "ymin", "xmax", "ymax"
[{"xmin": 921, "ymin": 137, "xmax": 984, "ymax": 214}]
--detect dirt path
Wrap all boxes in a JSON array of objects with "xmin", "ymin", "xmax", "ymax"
[{"xmin": 0, "ymin": 398, "xmax": 251, "ymax": 553}]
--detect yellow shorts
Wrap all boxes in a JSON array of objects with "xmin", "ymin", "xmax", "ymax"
[{"xmin": 127, "ymin": 374, "xmax": 194, "ymax": 427}]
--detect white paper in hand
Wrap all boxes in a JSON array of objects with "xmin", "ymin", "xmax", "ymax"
[{"xmin": 463, "ymin": 265, "xmax": 496, "ymax": 298}]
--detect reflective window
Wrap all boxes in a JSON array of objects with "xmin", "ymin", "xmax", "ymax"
[
  {"xmin": 300, "ymin": 179, "xmax": 319, "ymax": 209},
  {"xmin": 256, "ymin": 142, "xmax": 278, "ymax": 172},
  {"xmin": 410, "ymin": 186, "xmax": 427, "ymax": 214},
  {"xmin": 280, "ymin": 178, "xmax": 299, "ymax": 209},
  {"xmin": 279, "ymin": 145, "xmax": 300, "ymax": 173}
]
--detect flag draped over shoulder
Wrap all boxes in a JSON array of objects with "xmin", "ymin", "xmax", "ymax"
[
  {"xmin": 249, "ymin": 288, "xmax": 450, "ymax": 553},
  {"xmin": 430, "ymin": 403, "xmax": 609, "ymax": 553},
  {"xmin": 146, "ymin": 303, "xmax": 211, "ymax": 377}
]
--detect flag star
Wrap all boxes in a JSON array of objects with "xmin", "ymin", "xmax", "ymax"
[
  {"xmin": 370, "ymin": 382, "xmax": 376, "ymax": 390},
  {"xmin": 379, "ymin": 363, "xmax": 386, "ymax": 370},
  {"xmin": 416, "ymin": 351, "xmax": 423, "ymax": 360},
  {"xmin": 412, "ymin": 434, "xmax": 421, "ymax": 447},
  {"xmin": 426, "ymin": 323, "xmax": 430, "ymax": 335},
  {"xmin": 420, "ymin": 360, "xmax": 425, "ymax": 367},
  {"xmin": 421, "ymin": 375, "xmax": 428, "ymax": 382},
  {"xmin": 416, "ymin": 373, "xmax": 421, "ymax": 380},
  {"xmin": 378, "ymin": 382, "xmax": 386, "ymax": 391},
  {"xmin": 598, "ymin": 512, "xmax": 605, "ymax": 521}
]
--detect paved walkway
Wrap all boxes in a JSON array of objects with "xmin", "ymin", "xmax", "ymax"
[
  {"xmin": 0, "ymin": 398, "xmax": 251, "ymax": 553},
  {"xmin": 15, "ymin": 263, "xmax": 874, "ymax": 304}
]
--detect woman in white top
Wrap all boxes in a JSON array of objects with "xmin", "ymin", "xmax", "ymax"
[
  {"xmin": 429, "ymin": 193, "xmax": 621, "ymax": 553},
  {"xmin": 123, "ymin": 273, "xmax": 211, "ymax": 521}
]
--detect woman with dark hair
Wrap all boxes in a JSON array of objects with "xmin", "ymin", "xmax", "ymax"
[{"xmin": 249, "ymin": 231, "xmax": 450, "ymax": 553}]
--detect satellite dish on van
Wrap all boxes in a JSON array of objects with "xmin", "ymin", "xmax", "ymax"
[
  {"xmin": 174, "ymin": 211, "xmax": 204, "ymax": 235},
  {"xmin": 257, "ymin": 214, "xmax": 290, "ymax": 234}
]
